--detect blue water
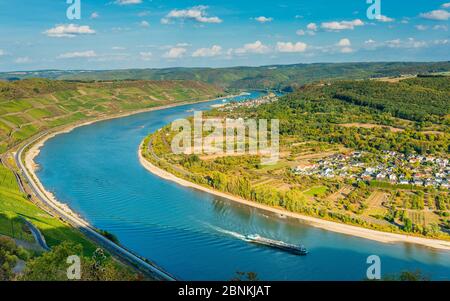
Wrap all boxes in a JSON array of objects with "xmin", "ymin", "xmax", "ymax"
[{"xmin": 35, "ymin": 92, "xmax": 450, "ymax": 280}]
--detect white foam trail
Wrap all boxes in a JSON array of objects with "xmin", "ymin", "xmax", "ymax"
[{"xmin": 205, "ymin": 224, "xmax": 249, "ymax": 241}]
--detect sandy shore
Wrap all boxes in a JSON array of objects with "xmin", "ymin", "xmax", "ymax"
[
  {"xmin": 22, "ymin": 95, "xmax": 235, "ymax": 228},
  {"xmin": 138, "ymin": 144, "xmax": 450, "ymax": 251}
]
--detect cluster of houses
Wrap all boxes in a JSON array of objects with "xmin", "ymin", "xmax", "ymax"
[
  {"xmin": 292, "ymin": 151, "xmax": 450, "ymax": 189},
  {"xmin": 220, "ymin": 93, "xmax": 278, "ymax": 111}
]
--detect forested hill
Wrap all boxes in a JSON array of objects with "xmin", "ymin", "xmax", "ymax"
[
  {"xmin": 246, "ymin": 76, "xmax": 449, "ymax": 156},
  {"xmin": 1, "ymin": 61, "xmax": 450, "ymax": 90}
]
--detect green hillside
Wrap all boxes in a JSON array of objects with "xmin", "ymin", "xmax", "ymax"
[
  {"xmin": 2, "ymin": 62, "xmax": 450, "ymax": 90},
  {"xmin": 0, "ymin": 79, "xmax": 223, "ymax": 153},
  {"xmin": 0, "ymin": 165, "xmax": 96, "ymax": 253}
]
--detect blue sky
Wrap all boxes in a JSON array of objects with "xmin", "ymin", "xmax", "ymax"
[{"xmin": 0, "ymin": 0, "xmax": 449, "ymax": 71}]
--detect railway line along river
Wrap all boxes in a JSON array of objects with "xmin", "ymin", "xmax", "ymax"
[{"xmin": 33, "ymin": 92, "xmax": 450, "ymax": 280}]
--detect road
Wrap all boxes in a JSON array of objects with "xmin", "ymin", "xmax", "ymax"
[
  {"xmin": 15, "ymin": 131, "xmax": 177, "ymax": 281},
  {"xmin": 21, "ymin": 217, "xmax": 50, "ymax": 251}
]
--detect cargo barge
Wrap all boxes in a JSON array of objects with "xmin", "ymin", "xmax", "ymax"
[{"xmin": 245, "ymin": 234, "xmax": 308, "ymax": 255}]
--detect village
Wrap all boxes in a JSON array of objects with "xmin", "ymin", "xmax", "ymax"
[
  {"xmin": 219, "ymin": 92, "xmax": 279, "ymax": 111},
  {"xmin": 292, "ymin": 150, "xmax": 450, "ymax": 190}
]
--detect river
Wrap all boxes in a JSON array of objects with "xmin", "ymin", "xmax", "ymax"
[{"xmin": 34, "ymin": 92, "xmax": 450, "ymax": 280}]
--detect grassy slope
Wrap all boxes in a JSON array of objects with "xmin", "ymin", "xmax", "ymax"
[
  {"xmin": 0, "ymin": 165, "xmax": 96, "ymax": 254},
  {"xmin": 0, "ymin": 79, "xmax": 223, "ymax": 153}
]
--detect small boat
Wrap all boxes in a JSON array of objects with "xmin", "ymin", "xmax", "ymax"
[{"xmin": 245, "ymin": 234, "xmax": 308, "ymax": 255}]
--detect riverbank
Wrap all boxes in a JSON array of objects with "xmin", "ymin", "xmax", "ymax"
[
  {"xmin": 17, "ymin": 95, "xmax": 237, "ymax": 280},
  {"xmin": 23, "ymin": 98, "xmax": 227, "ymax": 226},
  {"xmin": 138, "ymin": 143, "xmax": 450, "ymax": 251}
]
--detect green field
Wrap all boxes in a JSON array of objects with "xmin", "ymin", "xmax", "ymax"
[
  {"xmin": 0, "ymin": 165, "xmax": 96, "ymax": 253},
  {"xmin": 304, "ymin": 186, "xmax": 329, "ymax": 197}
]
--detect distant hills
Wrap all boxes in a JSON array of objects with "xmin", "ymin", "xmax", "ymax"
[{"xmin": 1, "ymin": 61, "xmax": 450, "ymax": 91}]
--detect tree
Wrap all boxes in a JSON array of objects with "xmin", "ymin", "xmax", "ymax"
[
  {"xmin": 403, "ymin": 218, "xmax": 413, "ymax": 232},
  {"xmin": 231, "ymin": 271, "xmax": 259, "ymax": 281},
  {"xmin": 20, "ymin": 242, "xmax": 137, "ymax": 281},
  {"xmin": 0, "ymin": 236, "xmax": 28, "ymax": 281}
]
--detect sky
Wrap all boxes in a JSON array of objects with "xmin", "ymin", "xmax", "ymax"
[{"xmin": 0, "ymin": 0, "xmax": 449, "ymax": 71}]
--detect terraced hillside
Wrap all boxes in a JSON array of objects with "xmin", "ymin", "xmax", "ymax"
[{"xmin": 0, "ymin": 79, "xmax": 223, "ymax": 152}]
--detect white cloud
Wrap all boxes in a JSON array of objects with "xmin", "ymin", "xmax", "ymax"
[
  {"xmin": 164, "ymin": 6, "xmax": 222, "ymax": 24},
  {"xmin": 296, "ymin": 29, "xmax": 315, "ymax": 36},
  {"xmin": 433, "ymin": 24, "xmax": 448, "ymax": 31},
  {"xmin": 235, "ymin": 41, "xmax": 270, "ymax": 55},
  {"xmin": 140, "ymin": 20, "xmax": 150, "ymax": 27},
  {"xmin": 138, "ymin": 11, "xmax": 150, "ymax": 17},
  {"xmin": 337, "ymin": 38, "xmax": 351, "ymax": 47},
  {"xmin": 376, "ymin": 15, "xmax": 395, "ymax": 22},
  {"xmin": 442, "ymin": 3, "xmax": 450, "ymax": 8},
  {"xmin": 307, "ymin": 23, "xmax": 318, "ymax": 31},
  {"xmin": 58, "ymin": 50, "xmax": 97, "ymax": 59},
  {"xmin": 44, "ymin": 24, "xmax": 95, "ymax": 38},
  {"xmin": 296, "ymin": 23, "xmax": 318, "ymax": 36},
  {"xmin": 115, "ymin": 0, "xmax": 142, "ymax": 5},
  {"xmin": 362, "ymin": 38, "xmax": 445, "ymax": 50},
  {"xmin": 139, "ymin": 52, "xmax": 152, "ymax": 61},
  {"xmin": 0, "ymin": 49, "xmax": 5, "ymax": 56},
  {"xmin": 276, "ymin": 42, "xmax": 307, "ymax": 53},
  {"xmin": 340, "ymin": 47, "xmax": 353, "ymax": 53},
  {"xmin": 89, "ymin": 53, "xmax": 131, "ymax": 62},
  {"xmin": 15, "ymin": 57, "xmax": 31, "ymax": 64},
  {"xmin": 160, "ymin": 18, "xmax": 170, "ymax": 25},
  {"xmin": 433, "ymin": 39, "xmax": 449, "ymax": 45},
  {"xmin": 420, "ymin": 10, "xmax": 450, "ymax": 21},
  {"xmin": 163, "ymin": 47, "xmax": 187, "ymax": 59},
  {"xmin": 255, "ymin": 16, "xmax": 273, "ymax": 23},
  {"xmin": 415, "ymin": 25, "xmax": 428, "ymax": 31},
  {"xmin": 385, "ymin": 38, "xmax": 427, "ymax": 49},
  {"xmin": 112, "ymin": 46, "xmax": 126, "ymax": 50},
  {"xmin": 321, "ymin": 19, "xmax": 364, "ymax": 31},
  {"xmin": 336, "ymin": 39, "xmax": 353, "ymax": 53},
  {"xmin": 192, "ymin": 45, "xmax": 222, "ymax": 57},
  {"xmin": 90, "ymin": 12, "xmax": 99, "ymax": 19}
]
